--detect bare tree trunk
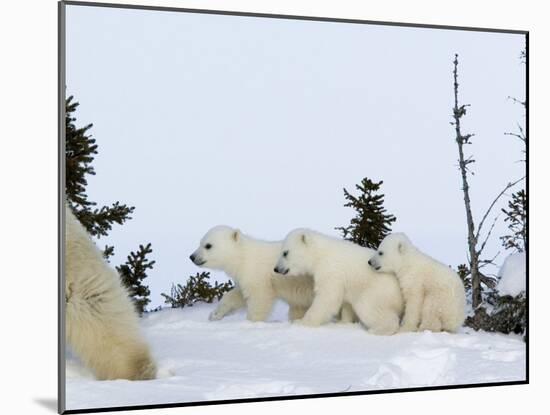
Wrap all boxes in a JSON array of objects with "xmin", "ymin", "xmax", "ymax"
[{"xmin": 452, "ymin": 55, "xmax": 482, "ymax": 308}]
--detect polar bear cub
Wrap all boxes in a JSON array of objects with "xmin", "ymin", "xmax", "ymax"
[
  {"xmin": 190, "ymin": 226, "xmax": 355, "ymax": 323},
  {"xmin": 65, "ymin": 205, "xmax": 156, "ymax": 380},
  {"xmin": 274, "ymin": 229, "xmax": 403, "ymax": 335},
  {"xmin": 368, "ymin": 233, "xmax": 466, "ymax": 333}
]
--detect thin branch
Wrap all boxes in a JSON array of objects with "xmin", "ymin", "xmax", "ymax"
[
  {"xmin": 505, "ymin": 132, "xmax": 526, "ymax": 143},
  {"xmin": 516, "ymin": 123, "xmax": 526, "ymax": 138},
  {"xmin": 477, "ymin": 215, "xmax": 500, "ymax": 256},
  {"xmin": 507, "ymin": 95, "xmax": 526, "ymax": 108},
  {"xmin": 475, "ymin": 176, "xmax": 525, "ymax": 242},
  {"xmin": 479, "ymin": 251, "xmax": 501, "ymax": 269}
]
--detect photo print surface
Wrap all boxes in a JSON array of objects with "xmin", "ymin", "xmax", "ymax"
[{"xmin": 61, "ymin": 2, "xmax": 527, "ymax": 413}]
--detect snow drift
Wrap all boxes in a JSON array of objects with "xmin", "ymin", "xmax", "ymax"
[{"xmin": 497, "ymin": 253, "xmax": 527, "ymax": 297}]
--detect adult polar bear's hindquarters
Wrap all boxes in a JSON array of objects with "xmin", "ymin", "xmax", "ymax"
[
  {"xmin": 369, "ymin": 233, "xmax": 466, "ymax": 333},
  {"xmin": 189, "ymin": 226, "xmax": 356, "ymax": 322},
  {"xmin": 65, "ymin": 205, "xmax": 156, "ymax": 380},
  {"xmin": 274, "ymin": 229, "xmax": 403, "ymax": 335}
]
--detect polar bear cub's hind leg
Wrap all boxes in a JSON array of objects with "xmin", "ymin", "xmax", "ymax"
[
  {"xmin": 245, "ymin": 290, "xmax": 276, "ymax": 322},
  {"xmin": 352, "ymin": 300, "xmax": 400, "ymax": 335},
  {"xmin": 288, "ymin": 305, "xmax": 308, "ymax": 321},
  {"xmin": 339, "ymin": 302, "xmax": 357, "ymax": 323},
  {"xmin": 418, "ymin": 296, "xmax": 443, "ymax": 332}
]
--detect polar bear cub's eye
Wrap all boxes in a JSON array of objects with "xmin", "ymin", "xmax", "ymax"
[
  {"xmin": 378, "ymin": 251, "xmax": 384, "ymax": 256},
  {"xmin": 205, "ymin": 243, "xmax": 212, "ymax": 250},
  {"xmin": 283, "ymin": 250, "xmax": 289, "ymax": 258}
]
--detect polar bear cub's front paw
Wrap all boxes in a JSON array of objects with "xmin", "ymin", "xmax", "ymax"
[
  {"xmin": 398, "ymin": 323, "xmax": 418, "ymax": 333},
  {"xmin": 294, "ymin": 317, "xmax": 322, "ymax": 327},
  {"xmin": 208, "ymin": 309, "xmax": 224, "ymax": 321}
]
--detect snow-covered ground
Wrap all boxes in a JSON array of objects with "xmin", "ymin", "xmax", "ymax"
[{"xmin": 65, "ymin": 302, "xmax": 526, "ymax": 411}]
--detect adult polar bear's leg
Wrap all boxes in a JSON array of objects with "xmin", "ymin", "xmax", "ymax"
[
  {"xmin": 65, "ymin": 205, "xmax": 156, "ymax": 380},
  {"xmin": 209, "ymin": 286, "xmax": 246, "ymax": 321},
  {"xmin": 66, "ymin": 298, "xmax": 156, "ymax": 380}
]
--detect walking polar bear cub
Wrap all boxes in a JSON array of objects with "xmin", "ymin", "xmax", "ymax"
[
  {"xmin": 368, "ymin": 233, "xmax": 466, "ymax": 333},
  {"xmin": 65, "ymin": 205, "xmax": 156, "ymax": 380},
  {"xmin": 190, "ymin": 226, "xmax": 355, "ymax": 322},
  {"xmin": 274, "ymin": 229, "xmax": 404, "ymax": 335}
]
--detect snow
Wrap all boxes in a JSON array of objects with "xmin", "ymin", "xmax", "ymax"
[
  {"xmin": 497, "ymin": 253, "xmax": 527, "ymax": 297},
  {"xmin": 65, "ymin": 302, "xmax": 526, "ymax": 411}
]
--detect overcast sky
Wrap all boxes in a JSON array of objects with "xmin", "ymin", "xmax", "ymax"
[{"xmin": 66, "ymin": 5, "xmax": 526, "ymax": 308}]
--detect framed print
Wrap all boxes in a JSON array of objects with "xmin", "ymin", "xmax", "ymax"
[{"xmin": 59, "ymin": 1, "xmax": 528, "ymax": 413}]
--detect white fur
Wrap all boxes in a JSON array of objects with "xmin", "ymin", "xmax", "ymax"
[
  {"xmin": 274, "ymin": 229, "xmax": 403, "ymax": 335},
  {"xmin": 65, "ymin": 205, "xmax": 156, "ymax": 380},
  {"xmin": 369, "ymin": 233, "xmax": 466, "ymax": 333},
  {"xmin": 190, "ymin": 226, "xmax": 355, "ymax": 322}
]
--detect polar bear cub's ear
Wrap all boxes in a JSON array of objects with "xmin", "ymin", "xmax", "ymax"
[
  {"xmin": 398, "ymin": 241, "xmax": 406, "ymax": 254},
  {"xmin": 397, "ymin": 234, "xmax": 410, "ymax": 254},
  {"xmin": 232, "ymin": 229, "xmax": 241, "ymax": 242}
]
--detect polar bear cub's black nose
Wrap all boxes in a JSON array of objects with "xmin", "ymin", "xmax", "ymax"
[{"xmin": 190, "ymin": 254, "xmax": 196, "ymax": 262}]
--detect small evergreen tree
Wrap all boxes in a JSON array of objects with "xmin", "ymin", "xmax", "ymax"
[
  {"xmin": 117, "ymin": 244, "xmax": 155, "ymax": 315},
  {"xmin": 65, "ymin": 95, "xmax": 153, "ymax": 312},
  {"xmin": 66, "ymin": 96, "xmax": 95, "ymax": 208},
  {"xmin": 457, "ymin": 264, "xmax": 471, "ymax": 292},
  {"xmin": 161, "ymin": 272, "xmax": 234, "ymax": 308},
  {"xmin": 491, "ymin": 291, "xmax": 526, "ymax": 337},
  {"xmin": 500, "ymin": 189, "xmax": 527, "ymax": 252},
  {"xmin": 501, "ymin": 47, "xmax": 527, "ymax": 255},
  {"xmin": 65, "ymin": 95, "xmax": 134, "ymax": 237},
  {"xmin": 465, "ymin": 290, "xmax": 526, "ymax": 338},
  {"xmin": 336, "ymin": 178, "xmax": 396, "ymax": 249},
  {"xmin": 456, "ymin": 262, "xmax": 497, "ymax": 304},
  {"xmin": 103, "ymin": 245, "xmax": 115, "ymax": 261}
]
